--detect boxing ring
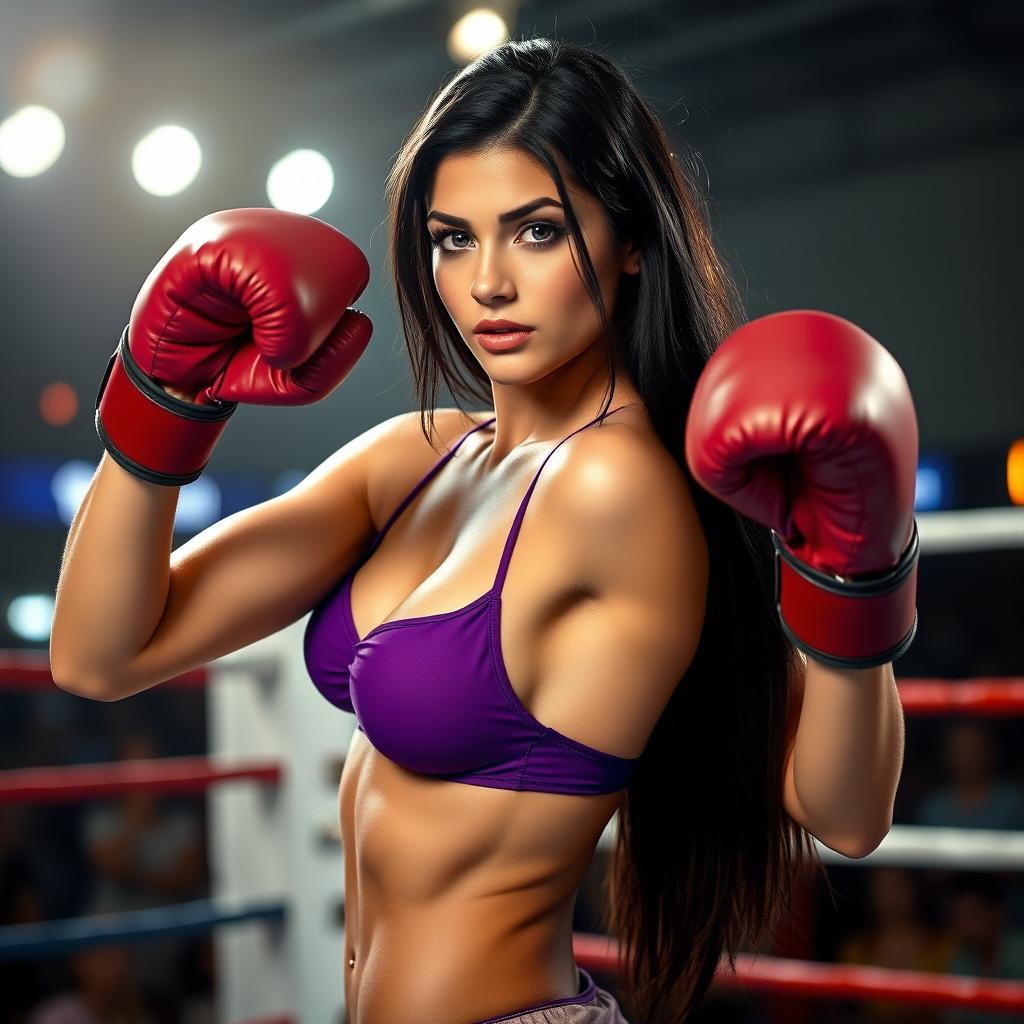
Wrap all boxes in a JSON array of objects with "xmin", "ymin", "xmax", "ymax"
[{"xmin": 1, "ymin": 504, "xmax": 1022, "ymax": 1022}]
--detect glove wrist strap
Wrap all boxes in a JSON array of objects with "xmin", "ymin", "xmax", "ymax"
[
  {"xmin": 772, "ymin": 520, "xmax": 920, "ymax": 669},
  {"xmin": 95, "ymin": 325, "xmax": 238, "ymax": 486}
]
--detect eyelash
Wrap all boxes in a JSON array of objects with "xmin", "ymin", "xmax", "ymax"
[{"xmin": 427, "ymin": 220, "xmax": 565, "ymax": 255}]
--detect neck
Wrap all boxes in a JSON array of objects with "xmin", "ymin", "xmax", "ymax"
[{"xmin": 483, "ymin": 339, "xmax": 637, "ymax": 468}]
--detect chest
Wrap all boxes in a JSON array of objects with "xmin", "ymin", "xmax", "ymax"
[
  {"xmin": 314, "ymin": 408, "xmax": 681, "ymax": 768},
  {"xmin": 348, "ymin": 450, "xmax": 590, "ymax": 713}
]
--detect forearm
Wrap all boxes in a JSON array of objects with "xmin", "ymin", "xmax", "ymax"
[
  {"xmin": 50, "ymin": 451, "xmax": 180, "ymax": 692},
  {"xmin": 791, "ymin": 656, "xmax": 905, "ymax": 853}
]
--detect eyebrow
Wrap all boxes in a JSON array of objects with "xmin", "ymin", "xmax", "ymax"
[{"xmin": 425, "ymin": 196, "xmax": 563, "ymax": 228}]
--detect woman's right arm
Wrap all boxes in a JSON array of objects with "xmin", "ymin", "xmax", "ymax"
[
  {"xmin": 52, "ymin": 207, "xmax": 375, "ymax": 699},
  {"xmin": 50, "ymin": 412, "xmax": 408, "ymax": 701}
]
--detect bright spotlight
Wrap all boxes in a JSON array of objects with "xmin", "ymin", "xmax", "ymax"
[
  {"xmin": 1009, "ymin": 439, "xmax": 1024, "ymax": 506},
  {"xmin": 132, "ymin": 124, "xmax": 202, "ymax": 197},
  {"xmin": 447, "ymin": 8, "xmax": 509, "ymax": 64},
  {"xmin": 0, "ymin": 105, "xmax": 66, "ymax": 178},
  {"xmin": 7, "ymin": 593, "xmax": 55, "ymax": 643},
  {"xmin": 51, "ymin": 459, "xmax": 96, "ymax": 527},
  {"xmin": 266, "ymin": 148, "xmax": 334, "ymax": 214}
]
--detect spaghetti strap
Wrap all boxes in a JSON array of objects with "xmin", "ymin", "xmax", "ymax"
[
  {"xmin": 366, "ymin": 414, "xmax": 496, "ymax": 556},
  {"xmin": 492, "ymin": 404, "xmax": 630, "ymax": 594}
]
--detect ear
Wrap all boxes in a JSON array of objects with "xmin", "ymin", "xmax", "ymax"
[{"xmin": 619, "ymin": 240, "xmax": 640, "ymax": 275}]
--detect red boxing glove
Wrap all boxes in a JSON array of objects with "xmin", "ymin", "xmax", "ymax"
[
  {"xmin": 684, "ymin": 309, "xmax": 919, "ymax": 669},
  {"xmin": 95, "ymin": 207, "xmax": 373, "ymax": 485}
]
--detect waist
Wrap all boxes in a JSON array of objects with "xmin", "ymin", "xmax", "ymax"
[
  {"xmin": 343, "ymin": 739, "xmax": 617, "ymax": 895},
  {"xmin": 349, "ymin": 907, "xmax": 581, "ymax": 1024}
]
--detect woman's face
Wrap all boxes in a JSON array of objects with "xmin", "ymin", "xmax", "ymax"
[{"xmin": 426, "ymin": 146, "xmax": 637, "ymax": 384}]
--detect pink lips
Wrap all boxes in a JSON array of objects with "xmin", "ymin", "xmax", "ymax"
[
  {"xmin": 474, "ymin": 328, "xmax": 534, "ymax": 352},
  {"xmin": 474, "ymin": 318, "xmax": 532, "ymax": 333}
]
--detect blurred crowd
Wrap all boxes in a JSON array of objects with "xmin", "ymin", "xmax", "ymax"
[
  {"xmin": 1, "ymin": 651, "xmax": 1022, "ymax": 1022},
  {"xmin": 0, "ymin": 691, "xmax": 212, "ymax": 1024}
]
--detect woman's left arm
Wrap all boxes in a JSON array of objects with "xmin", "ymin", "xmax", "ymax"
[
  {"xmin": 684, "ymin": 311, "xmax": 921, "ymax": 862},
  {"xmin": 784, "ymin": 651, "xmax": 905, "ymax": 858}
]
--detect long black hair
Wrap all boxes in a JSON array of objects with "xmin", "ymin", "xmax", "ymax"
[{"xmin": 383, "ymin": 36, "xmax": 821, "ymax": 1023}]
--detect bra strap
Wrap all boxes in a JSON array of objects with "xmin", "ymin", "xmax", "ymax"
[
  {"xmin": 492, "ymin": 404, "xmax": 630, "ymax": 595},
  {"xmin": 366, "ymin": 414, "xmax": 496, "ymax": 556}
]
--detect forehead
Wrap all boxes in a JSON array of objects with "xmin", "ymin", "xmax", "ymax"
[{"xmin": 428, "ymin": 146, "xmax": 577, "ymax": 211}]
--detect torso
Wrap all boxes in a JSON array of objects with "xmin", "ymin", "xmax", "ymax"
[{"xmin": 340, "ymin": 397, "xmax": 684, "ymax": 1024}]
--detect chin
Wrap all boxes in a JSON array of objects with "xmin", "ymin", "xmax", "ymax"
[{"xmin": 477, "ymin": 358, "xmax": 554, "ymax": 387}]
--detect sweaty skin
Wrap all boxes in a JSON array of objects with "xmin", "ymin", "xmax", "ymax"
[{"xmin": 341, "ymin": 147, "xmax": 695, "ymax": 1024}]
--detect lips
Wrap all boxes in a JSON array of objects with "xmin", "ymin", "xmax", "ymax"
[{"xmin": 474, "ymin": 319, "xmax": 533, "ymax": 333}]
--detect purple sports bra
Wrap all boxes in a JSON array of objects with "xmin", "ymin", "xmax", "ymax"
[{"xmin": 303, "ymin": 404, "xmax": 640, "ymax": 796}]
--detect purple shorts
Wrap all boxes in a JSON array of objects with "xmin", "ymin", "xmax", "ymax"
[{"xmin": 471, "ymin": 967, "xmax": 631, "ymax": 1024}]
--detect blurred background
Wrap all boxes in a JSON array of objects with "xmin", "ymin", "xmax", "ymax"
[{"xmin": 1, "ymin": 0, "xmax": 1023, "ymax": 1022}]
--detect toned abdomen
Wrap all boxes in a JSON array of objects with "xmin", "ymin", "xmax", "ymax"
[{"xmin": 339, "ymin": 730, "xmax": 621, "ymax": 1024}]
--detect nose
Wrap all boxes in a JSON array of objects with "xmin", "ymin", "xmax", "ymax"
[{"xmin": 469, "ymin": 243, "xmax": 515, "ymax": 304}]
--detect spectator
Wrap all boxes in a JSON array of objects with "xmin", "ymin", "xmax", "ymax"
[
  {"xmin": 0, "ymin": 805, "xmax": 51, "ymax": 1019},
  {"xmin": 939, "ymin": 872, "xmax": 1024, "ymax": 1024},
  {"xmin": 79, "ymin": 732, "xmax": 206, "ymax": 1012},
  {"xmin": 914, "ymin": 721, "xmax": 1024, "ymax": 927},
  {"xmin": 914, "ymin": 722, "xmax": 1024, "ymax": 831},
  {"xmin": 26, "ymin": 944, "xmax": 156, "ymax": 1024},
  {"xmin": 837, "ymin": 866, "xmax": 952, "ymax": 1023}
]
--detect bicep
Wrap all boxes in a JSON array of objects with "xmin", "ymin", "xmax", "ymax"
[
  {"xmin": 553, "ymin": 442, "xmax": 709, "ymax": 751},
  {"xmin": 565, "ymin": 439, "xmax": 709, "ymax": 672},
  {"xmin": 107, "ymin": 413, "xmax": 410, "ymax": 698}
]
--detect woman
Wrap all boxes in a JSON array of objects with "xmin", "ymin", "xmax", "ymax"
[{"xmin": 52, "ymin": 37, "xmax": 909, "ymax": 1024}]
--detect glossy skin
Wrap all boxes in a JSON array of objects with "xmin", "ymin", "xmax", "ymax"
[
  {"xmin": 341, "ymin": 147, "xmax": 706, "ymax": 1023},
  {"xmin": 341, "ymin": 405, "xmax": 703, "ymax": 1024}
]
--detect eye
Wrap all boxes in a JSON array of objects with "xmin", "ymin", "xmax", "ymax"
[
  {"xmin": 524, "ymin": 223, "xmax": 556, "ymax": 244},
  {"xmin": 428, "ymin": 220, "xmax": 565, "ymax": 254}
]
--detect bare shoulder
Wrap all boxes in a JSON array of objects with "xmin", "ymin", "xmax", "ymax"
[
  {"xmin": 365, "ymin": 406, "xmax": 493, "ymax": 527},
  {"xmin": 379, "ymin": 406, "xmax": 492, "ymax": 466},
  {"xmin": 550, "ymin": 411, "xmax": 709, "ymax": 650},
  {"xmin": 553, "ymin": 412, "xmax": 704, "ymax": 561},
  {"xmin": 518, "ymin": 409, "xmax": 711, "ymax": 736}
]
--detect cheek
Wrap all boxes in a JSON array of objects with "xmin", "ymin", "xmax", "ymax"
[
  {"xmin": 532, "ymin": 251, "xmax": 596, "ymax": 317},
  {"xmin": 432, "ymin": 261, "xmax": 459, "ymax": 315}
]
